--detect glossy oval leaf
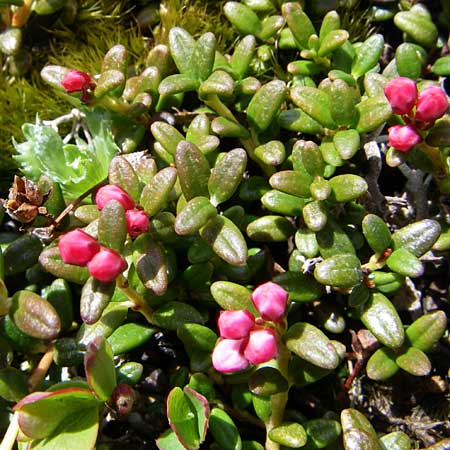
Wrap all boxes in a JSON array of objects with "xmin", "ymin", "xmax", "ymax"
[{"xmin": 314, "ymin": 254, "xmax": 362, "ymax": 288}]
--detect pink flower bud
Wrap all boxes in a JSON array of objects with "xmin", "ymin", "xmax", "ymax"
[
  {"xmin": 87, "ymin": 248, "xmax": 128, "ymax": 283},
  {"xmin": 251, "ymin": 281, "xmax": 288, "ymax": 322},
  {"xmin": 384, "ymin": 77, "xmax": 417, "ymax": 115},
  {"xmin": 212, "ymin": 339, "xmax": 249, "ymax": 373},
  {"xmin": 61, "ymin": 70, "xmax": 92, "ymax": 93},
  {"xmin": 218, "ymin": 310, "xmax": 255, "ymax": 339},
  {"xmin": 58, "ymin": 229, "xmax": 100, "ymax": 266},
  {"xmin": 388, "ymin": 124, "xmax": 422, "ymax": 152},
  {"xmin": 244, "ymin": 328, "xmax": 278, "ymax": 365},
  {"xmin": 95, "ymin": 185, "xmax": 135, "ymax": 211},
  {"xmin": 125, "ymin": 209, "xmax": 149, "ymax": 238},
  {"xmin": 415, "ymin": 86, "xmax": 448, "ymax": 123}
]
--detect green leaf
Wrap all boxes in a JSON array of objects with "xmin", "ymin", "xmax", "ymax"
[
  {"xmin": 80, "ymin": 277, "xmax": 115, "ymax": 325},
  {"xmin": 211, "ymin": 116, "xmax": 250, "ymax": 139},
  {"xmin": 152, "ymin": 302, "xmax": 205, "ymax": 331},
  {"xmin": 295, "ymin": 227, "xmax": 319, "ymax": 258},
  {"xmin": 341, "ymin": 408, "xmax": 379, "ymax": 443},
  {"xmin": 351, "ymin": 34, "xmax": 384, "ymax": 79},
  {"xmin": 107, "ymin": 323, "xmax": 155, "ymax": 355},
  {"xmin": 224, "ymin": 2, "xmax": 262, "ymax": 36},
  {"xmin": 175, "ymin": 196, "xmax": 217, "ymax": 235},
  {"xmin": 209, "ymin": 149, "xmax": 247, "ymax": 206},
  {"xmin": 10, "ymin": 290, "xmax": 60, "ymax": 340},
  {"xmin": 97, "ymin": 200, "xmax": 127, "ymax": 252},
  {"xmin": 151, "ymin": 121, "xmax": 185, "ymax": 156},
  {"xmin": 386, "ymin": 248, "xmax": 424, "ymax": 278},
  {"xmin": 4, "ymin": 234, "xmax": 43, "ymax": 277},
  {"xmin": 431, "ymin": 55, "xmax": 450, "ymax": 76},
  {"xmin": 269, "ymin": 170, "xmax": 312, "ymax": 198},
  {"xmin": 333, "ymin": 129, "xmax": 360, "ymax": 160},
  {"xmin": 355, "ymin": 96, "xmax": 392, "ymax": 134},
  {"xmin": 261, "ymin": 190, "xmax": 306, "ymax": 216},
  {"xmin": 84, "ymin": 336, "xmax": 116, "ymax": 401},
  {"xmin": 76, "ymin": 302, "xmax": 128, "ymax": 347},
  {"xmin": 362, "ymin": 214, "xmax": 392, "ymax": 254},
  {"xmin": 317, "ymin": 219, "xmax": 355, "ymax": 258},
  {"xmin": 108, "ymin": 156, "xmax": 141, "ymax": 203},
  {"xmin": 254, "ymin": 140, "xmax": 285, "ymax": 166},
  {"xmin": 366, "ymin": 347, "xmax": 399, "ymax": 381},
  {"xmin": 0, "ymin": 367, "xmax": 28, "ymax": 402},
  {"xmin": 284, "ymin": 322, "xmax": 340, "ymax": 369},
  {"xmin": 379, "ymin": 431, "xmax": 411, "ymax": 450},
  {"xmin": 343, "ymin": 429, "xmax": 383, "ymax": 450},
  {"xmin": 329, "ymin": 174, "xmax": 367, "ymax": 203},
  {"xmin": 200, "ymin": 215, "xmax": 248, "ymax": 265},
  {"xmin": 168, "ymin": 27, "xmax": 196, "ymax": 76},
  {"xmin": 272, "ymin": 271, "xmax": 323, "ymax": 303},
  {"xmin": 210, "ymin": 281, "xmax": 257, "ymax": 314},
  {"xmin": 166, "ymin": 387, "xmax": 201, "ymax": 450},
  {"xmin": 314, "ymin": 254, "xmax": 362, "ymax": 288},
  {"xmin": 370, "ymin": 271, "xmax": 404, "ymax": 295},
  {"xmin": 360, "ymin": 292, "xmax": 404, "ymax": 349},
  {"xmin": 318, "ymin": 29, "xmax": 349, "ymax": 57},
  {"xmin": 184, "ymin": 387, "xmax": 209, "ymax": 443},
  {"xmin": 133, "ymin": 235, "xmax": 168, "ymax": 296},
  {"xmin": 247, "ymin": 80, "xmax": 286, "ymax": 133},
  {"xmin": 405, "ymin": 310, "xmax": 447, "ymax": 352},
  {"xmin": 302, "ymin": 200, "xmax": 327, "ymax": 232},
  {"xmin": 28, "ymin": 406, "xmax": 99, "ymax": 450},
  {"xmin": 268, "ymin": 422, "xmax": 307, "ymax": 448},
  {"xmin": 291, "ymin": 86, "xmax": 336, "ymax": 129},
  {"xmin": 394, "ymin": 7, "xmax": 438, "ymax": 48},
  {"xmin": 282, "ymin": 2, "xmax": 315, "ymax": 50},
  {"xmin": 246, "ymin": 215, "xmax": 296, "ymax": 242},
  {"xmin": 231, "ymin": 35, "xmax": 257, "ymax": 80},
  {"xmin": 395, "ymin": 43, "xmax": 426, "ymax": 80},
  {"xmin": 249, "ymin": 367, "xmax": 288, "ymax": 396},
  {"xmin": 176, "ymin": 141, "xmax": 210, "ymax": 201},
  {"xmin": 426, "ymin": 118, "xmax": 450, "ymax": 147},
  {"xmin": 319, "ymin": 10, "xmax": 341, "ymax": 41},
  {"xmin": 157, "ymin": 428, "xmax": 188, "ymax": 450},
  {"xmin": 14, "ymin": 388, "xmax": 99, "ymax": 439},
  {"xmin": 305, "ymin": 418, "xmax": 342, "ymax": 448},
  {"xmin": 177, "ymin": 323, "xmax": 218, "ymax": 352},
  {"xmin": 209, "ymin": 407, "xmax": 242, "ymax": 450},
  {"xmin": 200, "ymin": 70, "xmax": 235, "ymax": 98},
  {"xmin": 396, "ymin": 346, "xmax": 431, "ymax": 376},
  {"xmin": 190, "ymin": 32, "xmax": 216, "ymax": 82},
  {"xmin": 94, "ymin": 70, "xmax": 125, "ymax": 98},
  {"xmin": 278, "ymin": 108, "xmax": 324, "ymax": 134},
  {"xmin": 391, "ymin": 219, "xmax": 441, "ymax": 257},
  {"xmin": 140, "ymin": 167, "xmax": 178, "ymax": 216}
]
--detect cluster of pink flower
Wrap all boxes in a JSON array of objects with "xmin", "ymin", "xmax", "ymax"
[
  {"xmin": 58, "ymin": 185, "xmax": 149, "ymax": 282},
  {"xmin": 212, "ymin": 281, "xmax": 288, "ymax": 373},
  {"xmin": 384, "ymin": 77, "xmax": 448, "ymax": 152}
]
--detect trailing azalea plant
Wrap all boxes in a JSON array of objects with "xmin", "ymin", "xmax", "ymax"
[{"xmin": 0, "ymin": 1, "xmax": 450, "ymax": 450}]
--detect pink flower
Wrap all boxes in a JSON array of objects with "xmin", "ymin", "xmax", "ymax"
[
  {"xmin": 251, "ymin": 281, "xmax": 288, "ymax": 322},
  {"xmin": 87, "ymin": 248, "xmax": 128, "ymax": 283},
  {"xmin": 388, "ymin": 125, "xmax": 422, "ymax": 152},
  {"xmin": 218, "ymin": 310, "xmax": 255, "ymax": 340},
  {"xmin": 244, "ymin": 328, "xmax": 278, "ymax": 365},
  {"xmin": 384, "ymin": 77, "xmax": 418, "ymax": 115},
  {"xmin": 415, "ymin": 85, "xmax": 448, "ymax": 123},
  {"xmin": 95, "ymin": 185, "xmax": 135, "ymax": 211},
  {"xmin": 61, "ymin": 70, "xmax": 92, "ymax": 93},
  {"xmin": 125, "ymin": 209, "xmax": 149, "ymax": 238},
  {"xmin": 212, "ymin": 339, "xmax": 249, "ymax": 373},
  {"xmin": 58, "ymin": 229, "xmax": 100, "ymax": 266}
]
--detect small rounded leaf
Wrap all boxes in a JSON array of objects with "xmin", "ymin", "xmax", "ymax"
[
  {"xmin": 314, "ymin": 254, "xmax": 362, "ymax": 288},
  {"xmin": 268, "ymin": 422, "xmax": 307, "ymax": 448},
  {"xmin": 10, "ymin": 291, "xmax": 61, "ymax": 340}
]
